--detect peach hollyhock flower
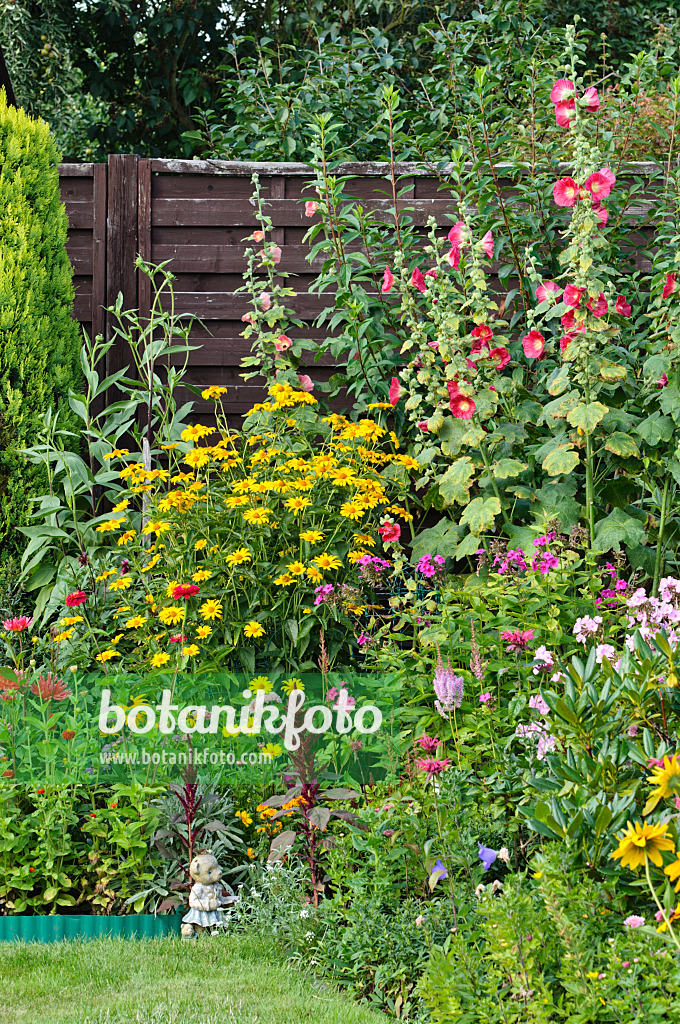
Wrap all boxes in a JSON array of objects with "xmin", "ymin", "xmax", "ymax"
[
  {"xmin": 252, "ymin": 230, "xmax": 264, "ymax": 242},
  {"xmin": 241, "ymin": 312, "xmax": 254, "ymax": 324},
  {"xmin": 615, "ymin": 295, "xmax": 632, "ymax": 317},
  {"xmin": 583, "ymin": 86, "xmax": 600, "ymax": 111},
  {"xmin": 522, "ymin": 330, "xmax": 545, "ymax": 359},
  {"xmin": 563, "ymin": 284, "xmax": 585, "ymax": 307},
  {"xmin": 388, "ymin": 377, "xmax": 402, "ymax": 405},
  {"xmin": 449, "ymin": 394, "xmax": 476, "ymax": 419},
  {"xmin": 587, "ymin": 293, "xmax": 608, "ymax": 317},
  {"xmin": 304, "ymin": 201, "xmax": 319, "ymax": 217},
  {"xmin": 410, "ymin": 267, "xmax": 427, "ymax": 293},
  {"xmin": 536, "ymin": 280, "xmax": 561, "ymax": 303},
  {"xmin": 274, "ymin": 334, "xmax": 292, "ymax": 351},
  {"xmin": 663, "ymin": 272, "xmax": 677, "ymax": 298},
  {"xmin": 550, "ymin": 79, "xmax": 574, "ymax": 103},
  {"xmin": 259, "ymin": 292, "xmax": 271, "ymax": 311},
  {"xmin": 553, "ymin": 177, "xmax": 579, "ymax": 207},
  {"xmin": 488, "ymin": 346, "xmax": 510, "ymax": 370},
  {"xmin": 378, "ymin": 522, "xmax": 401, "ymax": 543},
  {"xmin": 584, "ymin": 170, "xmax": 615, "ymax": 201},
  {"xmin": 267, "ymin": 245, "xmax": 282, "ymax": 264},
  {"xmin": 381, "ymin": 266, "xmax": 394, "ymax": 292},
  {"xmin": 480, "ymin": 230, "xmax": 493, "ymax": 258}
]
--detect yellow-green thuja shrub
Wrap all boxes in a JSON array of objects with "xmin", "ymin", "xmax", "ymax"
[{"xmin": 0, "ymin": 89, "xmax": 81, "ymax": 558}]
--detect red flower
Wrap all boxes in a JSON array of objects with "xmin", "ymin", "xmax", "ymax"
[
  {"xmin": 3, "ymin": 616, "xmax": 33, "ymax": 633},
  {"xmin": 62, "ymin": 729, "xmax": 75, "ymax": 740},
  {"xmin": 30, "ymin": 674, "xmax": 71, "ymax": 701},
  {"xmin": 449, "ymin": 395, "xmax": 476, "ymax": 420},
  {"xmin": 29, "ymin": 866, "xmax": 35, "ymax": 872},
  {"xmin": 615, "ymin": 295, "xmax": 632, "ymax": 317},
  {"xmin": 36, "ymin": 788, "xmax": 45, "ymax": 794},
  {"xmin": 536, "ymin": 280, "xmax": 561, "ymax": 303},
  {"xmin": 563, "ymin": 284, "xmax": 584, "ymax": 307},
  {"xmin": 555, "ymin": 100, "xmax": 575, "ymax": 127},
  {"xmin": 488, "ymin": 346, "xmax": 510, "ymax": 370},
  {"xmin": 169, "ymin": 634, "xmax": 186, "ymax": 644},
  {"xmin": 415, "ymin": 734, "xmax": 440, "ymax": 752},
  {"xmin": 304, "ymin": 201, "xmax": 319, "ymax": 217},
  {"xmin": 171, "ymin": 584, "xmax": 200, "ymax": 599},
  {"xmin": 584, "ymin": 170, "xmax": 614, "ymax": 201},
  {"xmin": 550, "ymin": 79, "xmax": 575, "ymax": 103},
  {"xmin": 587, "ymin": 293, "xmax": 608, "ymax": 318},
  {"xmin": 410, "ymin": 267, "xmax": 427, "ymax": 293},
  {"xmin": 378, "ymin": 522, "xmax": 401, "ymax": 543},
  {"xmin": 592, "ymin": 200, "xmax": 609, "ymax": 226},
  {"xmin": 388, "ymin": 377, "xmax": 402, "ymax": 406},
  {"xmin": 663, "ymin": 272, "xmax": 677, "ymax": 298},
  {"xmin": 560, "ymin": 309, "xmax": 576, "ymax": 330},
  {"xmin": 560, "ymin": 325, "xmax": 585, "ymax": 353},
  {"xmin": 425, "ymin": 268, "xmax": 437, "ymax": 279},
  {"xmin": 65, "ymin": 591, "xmax": 87, "ymax": 608},
  {"xmin": 2, "ymin": 769, "xmax": 14, "ymax": 778},
  {"xmin": 381, "ymin": 266, "xmax": 394, "ymax": 293},
  {"xmin": 480, "ymin": 230, "xmax": 493, "ymax": 258},
  {"xmin": 553, "ymin": 177, "xmax": 579, "ymax": 207},
  {"xmin": 416, "ymin": 757, "xmax": 451, "ymax": 777},
  {"xmin": 583, "ymin": 86, "xmax": 600, "ymax": 111},
  {"xmin": 471, "ymin": 324, "xmax": 493, "ymax": 344},
  {"xmin": 522, "ymin": 330, "xmax": 545, "ymax": 359},
  {"xmin": 445, "ymin": 246, "xmax": 460, "ymax": 269},
  {"xmin": 447, "ymin": 221, "xmax": 466, "ymax": 247}
]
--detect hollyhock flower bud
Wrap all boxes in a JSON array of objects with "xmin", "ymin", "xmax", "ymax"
[
  {"xmin": 584, "ymin": 170, "xmax": 614, "ymax": 201},
  {"xmin": 259, "ymin": 291, "xmax": 271, "ymax": 311},
  {"xmin": 446, "ymin": 246, "xmax": 460, "ymax": 269},
  {"xmin": 381, "ymin": 266, "xmax": 394, "ymax": 293},
  {"xmin": 241, "ymin": 312, "xmax": 254, "ymax": 324},
  {"xmin": 555, "ymin": 100, "xmax": 575, "ymax": 127},
  {"xmin": 583, "ymin": 86, "xmax": 600, "ymax": 111},
  {"xmin": 663, "ymin": 272, "xmax": 677, "ymax": 298},
  {"xmin": 388, "ymin": 377, "xmax": 402, "ymax": 405},
  {"xmin": 411, "ymin": 267, "xmax": 427, "ymax": 293},
  {"xmin": 449, "ymin": 394, "xmax": 476, "ymax": 419},
  {"xmin": 480, "ymin": 230, "xmax": 494, "ymax": 258},
  {"xmin": 522, "ymin": 330, "xmax": 545, "ymax": 359},
  {"xmin": 657, "ymin": 373, "xmax": 669, "ymax": 388},
  {"xmin": 536, "ymin": 280, "xmax": 561, "ymax": 303},
  {"xmin": 428, "ymin": 340, "xmax": 440, "ymax": 351},
  {"xmin": 587, "ymin": 293, "xmax": 608, "ymax": 317},
  {"xmin": 425, "ymin": 268, "xmax": 438, "ymax": 279},
  {"xmin": 304, "ymin": 200, "xmax": 319, "ymax": 217},
  {"xmin": 488, "ymin": 346, "xmax": 510, "ymax": 369},
  {"xmin": 550, "ymin": 79, "xmax": 575, "ymax": 103},
  {"xmin": 417, "ymin": 420, "xmax": 429, "ymax": 431},
  {"xmin": 563, "ymin": 284, "xmax": 585, "ymax": 307},
  {"xmin": 615, "ymin": 295, "xmax": 631, "ymax": 317},
  {"xmin": 553, "ymin": 177, "xmax": 579, "ymax": 206}
]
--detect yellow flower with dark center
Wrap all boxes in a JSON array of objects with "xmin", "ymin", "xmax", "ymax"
[
  {"xmin": 54, "ymin": 628, "xmax": 75, "ymax": 643},
  {"xmin": 611, "ymin": 820, "xmax": 675, "ymax": 870},
  {"xmin": 226, "ymin": 548, "xmax": 252, "ymax": 567},
  {"xmin": 182, "ymin": 644, "xmax": 200, "ymax": 657},
  {"xmin": 353, "ymin": 533, "xmax": 376, "ymax": 547},
  {"xmin": 117, "ymin": 530, "xmax": 136, "ymax": 546},
  {"xmin": 125, "ymin": 615, "xmax": 147, "ymax": 629},
  {"xmin": 313, "ymin": 553, "xmax": 342, "ymax": 571},
  {"xmin": 192, "ymin": 569, "xmax": 213, "ymax": 582},
  {"xmin": 225, "ymin": 495, "xmax": 250, "ymax": 507},
  {"xmin": 305, "ymin": 567, "xmax": 323, "ymax": 585},
  {"xmin": 262, "ymin": 743, "xmax": 283, "ymax": 758},
  {"xmin": 285, "ymin": 496, "xmax": 311, "ymax": 512},
  {"xmin": 329, "ymin": 467, "xmax": 356, "ymax": 485},
  {"xmin": 104, "ymin": 447, "xmax": 129, "ymax": 459},
  {"xmin": 244, "ymin": 621, "xmax": 265, "ymax": 638},
  {"xmin": 109, "ymin": 576, "xmax": 133, "ymax": 592},
  {"xmin": 644, "ymin": 755, "xmax": 680, "ymax": 814},
  {"xmin": 159, "ymin": 606, "xmax": 184, "ymax": 626},
  {"xmin": 348, "ymin": 549, "xmax": 370, "ymax": 563},
  {"xmin": 143, "ymin": 520, "xmax": 170, "ymax": 537},
  {"xmin": 184, "ymin": 449, "xmax": 211, "ymax": 469},
  {"xmin": 150, "ymin": 652, "xmax": 171, "ymax": 668},
  {"xmin": 286, "ymin": 560, "xmax": 306, "ymax": 576},
  {"xmin": 235, "ymin": 810, "xmax": 253, "ymax": 826},
  {"xmin": 60, "ymin": 615, "xmax": 84, "ymax": 626},
  {"xmin": 196, "ymin": 625, "xmax": 212, "ymax": 639},
  {"xmin": 274, "ymin": 573, "xmax": 294, "ymax": 587},
  {"xmin": 300, "ymin": 530, "xmax": 324, "ymax": 544},
  {"xmin": 200, "ymin": 599, "xmax": 223, "ymax": 621}
]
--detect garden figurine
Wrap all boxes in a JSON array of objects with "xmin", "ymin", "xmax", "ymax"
[{"xmin": 181, "ymin": 850, "xmax": 237, "ymax": 939}]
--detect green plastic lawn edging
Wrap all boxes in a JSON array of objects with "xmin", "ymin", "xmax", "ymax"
[{"xmin": 0, "ymin": 911, "xmax": 183, "ymax": 943}]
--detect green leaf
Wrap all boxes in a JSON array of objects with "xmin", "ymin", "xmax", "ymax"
[
  {"xmin": 566, "ymin": 401, "xmax": 609, "ymax": 434},
  {"xmin": 542, "ymin": 447, "xmax": 580, "ymax": 477},
  {"xmin": 492, "ymin": 458, "xmax": 527, "ymax": 479},
  {"xmin": 599, "ymin": 364, "xmax": 627, "ymax": 382},
  {"xmin": 459, "ymin": 496, "xmax": 501, "ymax": 536},
  {"xmin": 554, "ymin": 698, "xmax": 580, "ymax": 726},
  {"xmin": 284, "ymin": 619, "xmax": 299, "ymax": 644},
  {"xmin": 594, "ymin": 508, "xmax": 647, "ymax": 551},
  {"xmin": 604, "ymin": 432, "xmax": 640, "ymax": 459},
  {"xmin": 411, "ymin": 519, "xmax": 462, "ymax": 562},
  {"xmin": 438, "ymin": 457, "xmax": 476, "ymax": 505},
  {"xmin": 636, "ymin": 413, "xmax": 674, "ymax": 447},
  {"xmin": 455, "ymin": 531, "xmax": 482, "ymax": 559}
]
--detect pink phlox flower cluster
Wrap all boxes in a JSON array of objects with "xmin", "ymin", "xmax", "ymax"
[
  {"xmin": 574, "ymin": 615, "xmax": 602, "ymax": 644},
  {"xmin": 532, "ymin": 646, "xmax": 555, "ymax": 675},
  {"xmin": 532, "ymin": 532, "xmax": 557, "ymax": 548},
  {"xmin": 493, "ymin": 549, "xmax": 528, "ymax": 574},
  {"xmin": 357, "ymin": 555, "xmax": 391, "ymax": 578},
  {"xmin": 515, "ymin": 721, "xmax": 555, "ymax": 760},
  {"xmin": 624, "ymin": 579, "xmax": 680, "ymax": 649},
  {"xmin": 531, "ymin": 551, "xmax": 559, "ymax": 575},
  {"xmin": 595, "ymin": 643, "xmax": 617, "ymax": 665},
  {"xmin": 529, "ymin": 694, "xmax": 550, "ymax": 715},
  {"xmin": 314, "ymin": 584, "xmax": 335, "ymax": 606},
  {"xmin": 417, "ymin": 553, "xmax": 446, "ymax": 577}
]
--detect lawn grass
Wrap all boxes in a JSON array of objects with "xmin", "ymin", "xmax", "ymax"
[{"xmin": 0, "ymin": 932, "xmax": 386, "ymax": 1024}]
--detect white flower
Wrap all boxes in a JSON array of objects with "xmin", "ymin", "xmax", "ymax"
[
  {"xmin": 497, "ymin": 847, "xmax": 510, "ymax": 864},
  {"xmin": 299, "ymin": 907, "xmax": 310, "ymax": 918}
]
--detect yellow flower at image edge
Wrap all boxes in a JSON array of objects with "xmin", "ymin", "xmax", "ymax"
[
  {"xmin": 150, "ymin": 652, "xmax": 171, "ymax": 668},
  {"xmin": 644, "ymin": 754, "xmax": 680, "ymax": 814},
  {"xmin": 610, "ymin": 820, "xmax": 675, "ymax": 870},
  {"xmin": 244, "ymin": 621, "xmax": 265, "ymax": 639},
  {"xmin": 182, "ymin": 645, "xmax": 200, "ymax": 657}
]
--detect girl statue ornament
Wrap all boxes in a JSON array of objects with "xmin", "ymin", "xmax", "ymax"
[{"xmin": 181, "ymin": 850, "xmax": 237, "ymax": 939}]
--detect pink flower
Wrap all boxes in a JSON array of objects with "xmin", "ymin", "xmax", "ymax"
[
  {"xmin": 522, "ymin": 330, "xmax": 545, "ymax": 359},
  {"xmin": 296, "ymin": 374, "xmax": 314, "ymax": 392},
  {"xmin": 479, "ymin": 692, "xmax": 493, "ymax": 704},
  {"xmin": 615, "ymin": 295, "xmax": 631, "ymax": 317},
  {"xmin": 415, "ymin": 734, "xmax": 440, "ymax": 752},
  {"xmin": 561, "ymin": 309, "xmax": 576, "ymax": 331},
  {"xmin": 583, "ymin": 86, "xmax": 600, "ymax": 111},
  {"xmin": 241, "ymin": 312, "xmax": 254, "ymax": 324},
  {"xmin": 529, "ymin": 694, "xmax": 550, "ymax": 715},
  {"xmin": 592, "ymin": 200, "xmax": 608, "ymax": 226},
  {"xmin": 584, "ymin": 170, "xmax": 615, "ymax": 201},
  {"xmin": 169, "ymin": 633, "xmax": 186, "ymax": 643},
  {"xmin": 663, "ymin": 272, "xmax": 677, "ymax": 298},
  {"xmin": 388, "ymin": 376, "xmax": 402, "ymax": 405},
  {"xmin": 259, "ymin": 292, "xmax": 271, "ymax": 311},
  {"xmin": 563, "ymin": 284, "xmax": 585, "ymax": 307},
  {"xmin": 536, "ymin": 281, "xmax": 561, "ymax": 303},
  {"xmin": 550, "ymin": 79, "xmax": 575, "ymax": 103},
  {"xmin": 624, "ymin": 915, "xmax": 645, "ymax": 929},
  {"xmin": 587, "ymin": 293, "xmax": 608, "ymax": 317},
  {"xmin": 30, "ymin": 674, "xmax": 71, "ymax": 701},
  {"xmin": 171, "ymin": 584, "xmax": 200, "ymax": 599},
  {"xmin": 425, "ymin": 268, "xmax": 437, "ymax": 279},
  {"xmin": 357, "ymin": 632, "xmax": 371, "ymax": 646},
  {"xmin": 555, "ymin": 100, "xmax": 575, "ymax": 127},
  {"xmin": 553, "ymin": 177, "xmax": 579, "ymax": 207},
  {"xmin": 417, "ymin": 420, "xmax": 429, "ymax": 431},
  {"xmin": 445, "ymin": 246, "xmax": 460, "ymax": 269},
  {"xmin": 411, "ymin": 267, "xmax": 427, "ymax": 293},
  {"xmin": 252, "ymin": 230, "xmax": 264, "ymax": 242},
  {"xmin": 65, "ymin": 591, "xmax": 87, "ymax": 608},
  {"xmin": 417, "ymin": 757, "xmax": 451, "ymax": 777},
  {"xmin": 304, "ymin": 200, "xmax": 319, "ymax": 217},
  {"xmin": 501, "ymin": 629, "xmax": 535, "ymax": 652},
  {"xmin": 381, "ymin": 266, "xmax": 394, "ymax": 293},
  {"xmin": 471, "ymin": 323, "xmax": 493, "ymax": 345},
  {"xmin": 488, "ymin": 346, "xmax": 510, "ymax": 370},
  {"xmin": 657, "ymin": 373, "xmax": 668, "ymax": 388},
  {"xmin": 260, "ymin": 245, "xmax": 281, "ymax": 264},
  {"xmin": 3, "ymin": 616, "xmax": 33, "ymax": 633},
  {"xmin": 378, "ymin": 522, "xmax": 401, "ymax": 543},
  {"xmin": 480, "ymin": 230, "xmax": 494, "ymax": 258},
  {"xmin": 449, "ymin": 395, "xmax": 476, "ymax": 420},
  {"xmin": 274, "ymin": 334, "xmax": 292, "ymax": 351},
  {"xmin": 447, "ymin": 221, "xmax": 466, "ymax": 247}
]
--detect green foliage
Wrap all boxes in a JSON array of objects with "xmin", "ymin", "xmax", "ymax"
[{"xmin": 0, "ymin": 91, "xmax": 81, "ymax": 559}]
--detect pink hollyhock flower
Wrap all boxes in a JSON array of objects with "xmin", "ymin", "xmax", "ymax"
[
  {"xmin": 555, "ymin": 100, "xmax": 575, "ymax": 127},
  {"xmin": 449, "ymin": 394, "xmax": 476, "ymax": 420},
  {"xmin": 417, "ymin": 420, "xmax": 429, "ymax": 431},
  {"xmin": 30, "ymin": 673, "xmax": 71, "ymax": 701},
  {"xmin": 481, "ymin": 230, "xmax": 494, "ymax": 258},
  {"xmin": 615, "ymin": 295, "xmax": 631, "ymax": 317},
  {"xmin": 584, "ymin": 171, "xmax": 614, "ymax": 201},
  {"xmin": 381, "ymin": 266, "xmax": 394, "ymax": 293},
  {"xmin": 553, "ymin": 177, "xmax": 579, "ymax": 207},
  {"xmin": 600, "ymin": 168, "xmax": 616, "ymax": 186},
  {"xmin": 252, "ymin": 230, "xmax": 264, "ymax": 242},
  {"xmin": 447, "ymin": 221, "xmax": 466, "ymax": 247},
  {"xmin": 417, "ymin": 757, "xmax": 451, "ymax": 777},
  {"xmin": 297, "ymin": 374, "xmax": 313, "ymax": 392},
  {"xmin": 560, "ymin": 309, "xmax": 576, "ymax": 330},
  {"xmin": 583, "ymin": 86, "xmax": 600, "ymax": 111},
  {"xmin": 592, "ymin": 200, "xmax": 609, "ymax": 226},
  {"xmin": 65, "ymin": 591, "xmax": 87, "ymax": 608},
  {"xmin": 587, "ymin": 293, "xmax": 608, "ymax": 317},
  {"xmin": 563, "ymin": 284, "xmax": 585, "ymax": 307},
  {"xmin": 522, "ymin": 330, "xmax": 545, "ymax": 359},
  {"xmin": 304, "ymin": 200, "xmax": 319, "ymax": 217},
  {"xmin": 388, "ymin": 376, "xmax": 402, "ymax": 405},
  {"xmin": 536, "ymin": 280, "xmax": 561, "ymax": 303},
  {"xmin": 560, "ymin": 326, "xmax": 584, "ymax": 352},
  {"xmin": 471, "ymin": 324, "xmax": 493, "ymax": 344},
  {"xmin": 241, "ymin": 312, "xmax": 254, "ymax": 324},
  {"xmin": 488, "ymin": 346, "xmax": 510, "ymax": 369},
  {"xmin": 378, "ymin": 522, "xmax": 401, "ymax": 543},
  {"xmin": 415, "ymin": 734, "xmax": 440, "ymax": 752},
  {"xmin": 261, "ymin": 245, "xmax": 282, "ymax": 264},
  {"xmin": 259, "ymin": 291, "xmax": 271, "ymax": 311},
  {"xmin": 663, "ymin": 272, "xmax": 677, "ymax": 298},
  {"xmin": 3, "ymin": 616, "xmax": 33, "ymax": 633},
  {"xmin": 425, "ymin": 268, "xmax": 437, "ymax": 279},
  {"xmin": 411, "ymin": 267, "xmax": 427, "ymax": 293},
  {"xmin": 550, "ymin": 79, "xmax": 575, "ymax": 103},
  {"xmin": 446, "ymin": 246, "xmax": 460, "ymax": 269},
  {"xmin": 275, "ymin": 334, "xmax": 292, "ymax": 351}
]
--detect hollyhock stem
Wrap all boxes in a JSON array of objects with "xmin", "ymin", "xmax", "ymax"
[
  {"xmin": 653, "ymin": 476, "xmax": 671, "ymax": 597},
  {"xmin": 585, "ymin": 434, "xmax": 595, "ymax": 549}
]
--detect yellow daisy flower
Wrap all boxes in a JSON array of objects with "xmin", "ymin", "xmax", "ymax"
[
  {"xmin": 226, "ymin": 548, "xmax": 252, "ymax": 567},
  {"xmin": 194, "ymin": 538, "xmax": 208, "ymax": 551},
  {"xmin": 192, "ymin": 569, "xmax": 213, "ymax": 582},
  {"xmin": 200, "ymin": 599, "xmax": 223, "ymax": 621},
  {"xmin": 196, "ymin": 625, "xmax": 212, "ymax": 639},
  {"xmin": 158, "ymin": 606, "xmax": 184, "ymax": 626},
  {"xmin": 96, "ymin": 649, "xmax": 120, "ymax": 663},
  {"xmin": 313, "ymin": 553, "xmax": 342, "ymax": 571},
  {"xmin": 286, "ymin": 560, "xmax": 306, "ymax": 576},
  {"xmin": 251, "ymin": 676, "xmax": 273, "ymax": 693},
  {"xmin": 644, "ymin": 755, "xmax": 680, "ymax": 814},
  {"xmin": 181, "ymin": 424, "xmax": 215, "ymax": 442},
  {"xmin": 281, "ymin": 677, "xmax": 304, "ymax": 695},
  {"xmin": 108, "ymin": 576, "xmax": 133, "ymax": 592},
  {"xmin": 244, "ymin": 621, "xmax": 265, "ymax": 638},
  {"xmin": 182, "ymin": 644, "xmax": 200, "ymax": 657},
  {"xmin": 274, "ymin": 573, "xmax": 294, "ymax": 587},
  {"xmin": 284, "ymin": 496, "xmax": 311, "ymax": 512},
  {"xmin": 611, "ymin": 820, "xmax": 675, "ymax": 870},
  {"xmin": 201, "ymin": 386, "xmax": 228, "ymax": 399},
  {"xmin": 300, "ymin": 530, "xmax": 324, "ymax": 544},
  {"xmin": 125, "ymin": 615, "xmax": 147, "ymax": 629},
  {"xmin": 150, "ymin": 652, "xmax": 171, "ymax": 668}
]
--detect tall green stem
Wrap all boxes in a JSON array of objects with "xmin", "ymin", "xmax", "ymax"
[
  {"xmin": 653, "ymin": 476, "xmax": 671, "ymax": 597},
  {"xmin": 585, "ymin": 434, "xmax": 595, "ymax": 549}
]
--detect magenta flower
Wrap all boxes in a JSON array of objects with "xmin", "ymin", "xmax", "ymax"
[
  {"xmin": 480, "ymin": 230, "xmax": 493, "ymax": 258},
  {"xmin": 663, "ymin": 272, "xmax": 677, "ymax": 298},
  {"xmin": 3, "ymin": 616, "xmax": 33, "ymax": 633},
  {"xmin": 417, "ymin": 757, "xmax": 451, "ymax": 777},
  {"xmin": 446, "ymin": 246, "xmax": 460, "ymax": 269},
  {"xmin": 553, "ymin": 177, "xmax": 579, "ymax": 207},
  {"xmin": 563, "ymin": 284, "xmax": 585, "ymax": 307},
  {"xmin": 500, "ymin": 629, "xmax": 534, "ymax": 652},
  {"xmin": 615, "ymin": 295, "xmax": 631, "ymax": 317},
  {"xmin": 587, "ymin": 293, "xmax": 608, "ymax": 317},
  {"xmin": 304, "ymin": 200, "xmax": 319, "ymax": 217},
  {"xmin": 314, "ymin": 584, "xmax": 334, "ymax": 606},
  {"xmin": 447, "ymin": 221, "xmax": 466, "ymax": 247},
  {"xmin": 522, "ymin": 330, "xmax": 545, "ymax": 360},
  {"xmin": 528, "ymin": 694, "xmax": 550, "ymax": 715},
  {"xmin": 388, "ymin": 376, "xmax": 402, "ymax": 406},
  {"xmin": 657, "ymin": 373, "xmax": 669, "ymax": 388},
  {"xmin": 410, "ymin": 267, "xmax": 427, "ymax": 293},
  {"xmin": 555, "ymin": 100, "xmax": 575, "ymax": 127},
  {"xmin": 378, "ymin": 521, "xmax": 401, "ymax": 543},
  {"xmin": 381, "ymin": 266, "xmax": 394, "ymax": 293},
  {"xmin": 550, "ymin": 79, "xmax": 574, "ymax": 103},
  {"xmin": 479, "ymin": 692, "xmax": 493, "ymax": 704},
  {"xmin": 583, "ymin": 86, "xmax": 600, "ymax": 111},
  {"xmin": 624, "ymin": 915, "xmax": 645, "ymax": 929},
  {"xmin": 488, "ymin": 346, "xmax": 510, "ymax": 370},
  {"xmin": 535, "ymin": 280, "xmax": 561, "ymax": 303},
  {"xmin": 415, "ymin": 734, "xmax": 440, "ymax": 752},
  {"xmin": 584, "ymin": 171, "xmax": 614, "ymax": 201}
]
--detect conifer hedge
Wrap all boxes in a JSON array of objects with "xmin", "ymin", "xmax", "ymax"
[{"xmin": 0, "ymin": 89, "xmax": 81, "ymax": 558}]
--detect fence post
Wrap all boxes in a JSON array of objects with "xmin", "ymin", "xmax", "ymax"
[{"xmin": 106, "ymin": 154, "xmax": 139, "ymax": 384}]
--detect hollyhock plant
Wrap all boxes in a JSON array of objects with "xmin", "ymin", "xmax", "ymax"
[
  {"xmin": 449, "ymin": 394, "xmax": 476, "ymax": 419},
  {"xmin": 471, "ymin": 324, "xmax": 493, "ymax": 345},
  {"xmin": 563, "ymin": 284, "xmax": 585, "ymax": 307},
  {"xmin": 275, "ymin": 334, "xmax": 292, "ymax": 351},
  {"xmin": 586, "ymin": 293, "xmax": 608, "ymax": 317},
  {"xmin": 584, "ymin": 171, "xmax": 615, "ymax": 201},
  {"xmin": 445, "ymin": 246, "xmax": 460, "ymax": 269},
  {"xmin": 553, "ymin": 177, "xmax": 580, "ymax": 207},
  {"xmin": 381, "ymin": 266, "xmax": 394, "ymax": 293},
  {"xmin": 583, "ymin": 86, "xmax": 600, "ymax": 111},
  {"xmin": 488, "ymin": 347, "xmax": 510, "ymax": 370},
  {"xmin": 480, "ymin": 230, "xmax": 494, "ymax": 258},
  {"xmin": 536, "ymin": 281, "xmax": 561, "ymax": 303},
  {"xmin": 378, "ymin": 521, "xmax": 401, "ymax": 543},
  {"xmin": 411, "ymin": 267, "xmax": 427, "ymax": 293},
  {"xmin": 615, "ymin": 295, "xmax": 631, "ymax": 317},
  {"xmin": 550, "ymin": 78, "xmax": 574, "ymax": 103},
  {"xmin": 555, "ymin": 100, "xmax": 575, "ymax": 128},
  {"xmin": 522, "ymin": 330, "xmax": 545, "ymax": 359},
  {"xmin": 259, "ymin": 291, "xmax": 271, "ymax": 311},
  {"xmin": 663, "ymin": 272, "xmax": 677, "ymax": 298}
]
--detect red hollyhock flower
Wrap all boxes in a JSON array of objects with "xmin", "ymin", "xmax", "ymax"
[
  {"xmin": 445, "ymin": 246, "xmax": 460, "ymax": 269},
  {"xmin": 560, "ymin": 324, "xmax": 585, "ymax": 353},
  {"xmin": 488, "ymin": 347, "xmax": 510, "ymax": 369},
  {"xmin": 410, "ymin": 267, "xmax": 427, "ymax": 293},
  {"xmin": 553, "ymin": 177, "xmax": 579, "ymax": 207},
  {"xmin": 522, "ymin": 331, "xmax": 545, "ymax": 359},
  {"xmin": 584, "ymin": 170, "xmax": 615, "ymax": 201},
  {"xmin": 388, "ymin": 377, "xmax": 402, "ymax": 405},
  {"xmin": 550, "ymin": 79, "xmax": 575, "ymax": 103},
  {"xmin": 563, "ymin": 284, "xmax": 585, "ymax": 307},
  {"xmin": 381, "ymin": 266, "xmax": 394, "ymax": 293},
  {"xmin": 447, "ymin": 380, "xmax": 462, "ymax": 400},
  {"xmin": 587, "ymin": 293, "xmax": 608, "ymax": 317},
  {"xmin": 555, "ymin": 100, "xmax": 575, "ymax": 127},
  {"xmin": 65, "ymin": 591, "xmax": 87, "ymax": 608},
  {"xmin": 447, "ymin": 221, "xmax": 466, "ymax": 247},
  {"xmin": 663, "ymin": 272, "xmax": 677, "ymax": 298},
  {"xmin": 171, "ymin": 584, "xmax": 200, "ymax": 599},
  {"xmin": 536, "ymin": 280, "xmax": 561, "ymax": 303},
  {"xmin": 471, "ymin": 324, "xmax": 493, "ymax": 344},
  {"xmin": 480, "ymin": 230, "xmax": 494, "ymax": 258},
  {"xmin": 378, "ymin": 522, "xmax": 401, "ymax": 543},
  {"xmin": 560, "ymin": 309, "xmax": 576, "ymax": 330},
  {"xmin": 615, "ymin": 295, "xmax": 632, "ymax": 317},
  {"xmin": 583, "ymin": 86, "xmax": 600, "ymax": 111},
  {"xmin": 449, "ymin": 395, "xmax": 476, "ymax": 420},
  {"xmin": 592, "ymin": 200, "xmax": 609, "ymax": 226}
]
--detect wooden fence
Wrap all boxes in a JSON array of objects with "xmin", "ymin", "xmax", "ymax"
[{"xmin": 59, "ymin": 155, "xmax": 659, "ymax": 424}]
